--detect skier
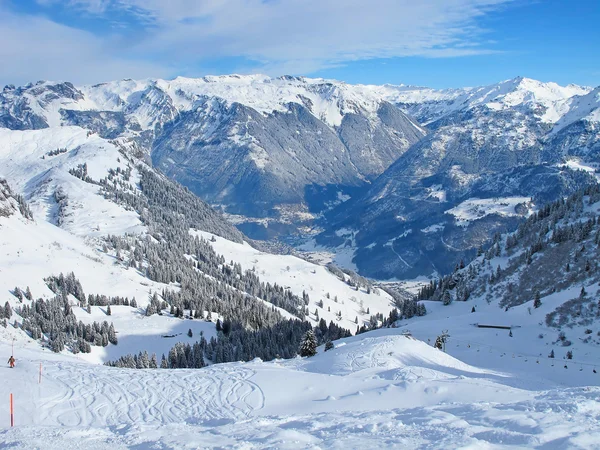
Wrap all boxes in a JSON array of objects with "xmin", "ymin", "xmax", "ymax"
[{"xmin": 7, "ymin": 355, "xmax": 15, "ymax": 368}]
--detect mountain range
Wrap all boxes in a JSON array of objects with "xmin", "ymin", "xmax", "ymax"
[
  {"xmin": 1, "ymin": 75, "xmax": 599, "ymax": 279},
  {"xmin": 2, "ymin": 74, "xmax": 600, "ymax": 448}
]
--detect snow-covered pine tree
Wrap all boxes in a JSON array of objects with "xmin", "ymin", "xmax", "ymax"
[
  {"xmin": 4, "ymin": 302, "xmax": 12, "ymax": 319},
  {"xmin": 442, "ymin": 290, "xmax": 452, "ymax": 306},
  {"xmin": 299, "ymin": 330, "xmax": 317, "ymax": 357},
  {"xmin": 434, "ymin": 335, "xmax": 443, "ymax": 350}
]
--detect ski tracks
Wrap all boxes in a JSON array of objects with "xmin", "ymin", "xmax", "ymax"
[{"xmin": 34, "ymin": 362, "xmax": 265, "ymax": 428}]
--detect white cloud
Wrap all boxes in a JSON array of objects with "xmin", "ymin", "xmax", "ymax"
[
  {"xmin": 0, "ymin": 8, "xmax": 171, "ymax": 86},
  {"xmin": 110, "ymin": 0, "xmax": 513, "ymax": 72},
  {"xmin": 4, "ymin": 0, "xmax": 513, "ymax": 85}
]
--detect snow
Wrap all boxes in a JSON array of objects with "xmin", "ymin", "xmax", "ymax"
[
  {"xmin": 550, "ymin": 86, "xmax": 600, "ymax": 134},
  {"xmin": 0, "ymin": 126, "xmax": 224, "ymax": 363},
  {"xmin": 445, "ymin": 197, "xmax": 534, "ymax": 226},
  {"xmin": 1, "ymin": 326, "xmax": 599, "ymax": 448},
  {"xmin": 0, "ymin": 209, "xmax": 202, "ymax": 362},
  {"xmin": 421, "ymin": 223, "xmax": 445, "ymax": 234},
  {"xmin": 1, "ymin": 75, "xmax": 599, "ymax": 447},
  {"xmin": 72, "ymin": 306, "xmax": 217, "ymax": 365},
  {"xmin": 9, "ymin": 75, "xmax": 427, "ymax": 133},
  {"xmin": 559, "ymin": 159, "xmax": 600, "ymax": 182},
  {"xmin": 0, "ymin": 127, "xmax": 144, "ymax": 238},
  {"xmin": 380, "ymin": 76, "xmax": 592, "ymax": 126},
  {"xmin": 425, "ymin": 184, "xmax": 447, "ymax": 202},
  {"xmin": 192, "ymin": 230, "xmax": 393, "ymax": 330},
  {"xmin": 80, "ymin": 75, "xmax": 416, "ymax": 129}
]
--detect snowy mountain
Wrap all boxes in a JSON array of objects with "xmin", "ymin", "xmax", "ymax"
[
  {"xmin": 1, "ymin": 75, "xmax": 600, "ymax": 449},
  {"xmin": 316, "ymin": 77, "xmax": 600, "ymax": 278},
  {"xmin": 2, "ymin": 74, "xmax": 599, "ymax": 279},
  {"xmin": 0, "ymin": 120, "xmax": 402, "ymax": 367},
  {"xmin": 1, "ymin": 76, "xmax": 426, "ymax": 219}
]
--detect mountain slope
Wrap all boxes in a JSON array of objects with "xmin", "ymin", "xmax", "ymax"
[
  {"xmin": 0, "ymin": 122, "xmax": 398, "ymax": 364},
  {"xmin": 317, "ymin": 77, "xmax": 600, "ymax": 278},
  {"xmin": 1, "ymin": 76, "xmax": 426, "ymax": 219},
  {"xmin": 406, "ymin": 184, "xmax": 600, "ymax": 370}
]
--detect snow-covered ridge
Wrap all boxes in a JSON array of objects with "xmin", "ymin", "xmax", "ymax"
[
  {"xmin": 379, "ymin": 76, "xmax": 594, "ymax": 125},
  {"xmin": 7, "ymin": 74, "xmax": 595, "ymax": 132},
  {"xmin": 4, "ymin": 75, "xmax": 421, "ymax": 129}
]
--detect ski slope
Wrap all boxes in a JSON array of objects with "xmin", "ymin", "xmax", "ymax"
[{"xmin": 0, "ymin": 328, "xmax": 598, "ymax": 449}]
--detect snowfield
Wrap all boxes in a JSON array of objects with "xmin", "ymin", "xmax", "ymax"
[
  {"xmin": 445, "ymin": 197, "xmax": 534, "ymax": 226},
  {"xmin": 1, "ymin": 328, "xmax": 599, "ymax": 449}
]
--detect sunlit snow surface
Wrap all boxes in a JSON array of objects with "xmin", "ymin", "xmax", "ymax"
[
  {"xmin": 1, "ymin": 328, "xmax": 599, "ymax": 449},
  {"xmin": 445, "ymin": 197, "xmax": 534, "ymax": 226}
]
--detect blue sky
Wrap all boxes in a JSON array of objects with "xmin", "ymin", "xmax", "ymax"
[{"xmin": 0, "ymin": 0, "xmax": 598, "ymax": 88}]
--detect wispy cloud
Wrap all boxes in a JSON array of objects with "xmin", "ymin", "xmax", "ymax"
[
  {"xmin": 0, "ymin": 7, "xmax": 171, "ymax": 86},
  {"xmin": 3, "ymin": 0, "xmax": 513, "ymax": 85}
]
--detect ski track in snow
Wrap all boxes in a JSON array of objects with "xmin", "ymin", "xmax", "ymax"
[
  {"xmin": 28, "ymin": 362, "xmax": 264, "ymax": 428},
  {"xmin": 1, "ymin": 333, "xmax": 600, "ymax": 448}
]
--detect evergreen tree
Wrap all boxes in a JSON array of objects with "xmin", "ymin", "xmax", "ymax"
[
  {"xmin": 108, "ymin": 323, "xmax": 118, "ymax": 345},
  {"xmin": 533, "ymin": 291, "xmax": 542, "ymax": 309},
  {"xmin": 442, "ymin": 290, "xmax": 452, "ymax": 306},
  {"xmin": 299, "ymin": 330, "xmax": 317, "ymax": 357},
  {"xmin": 106, "ymin": 305, "xmax": 112, "ymax": 316},
  {"xmin": 4, "ymin": 302, "xmax": 12, "ymax": 319},
  {"xmin": 324, "ymin": 340, "xmax": 334, "ymax": 352}
]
